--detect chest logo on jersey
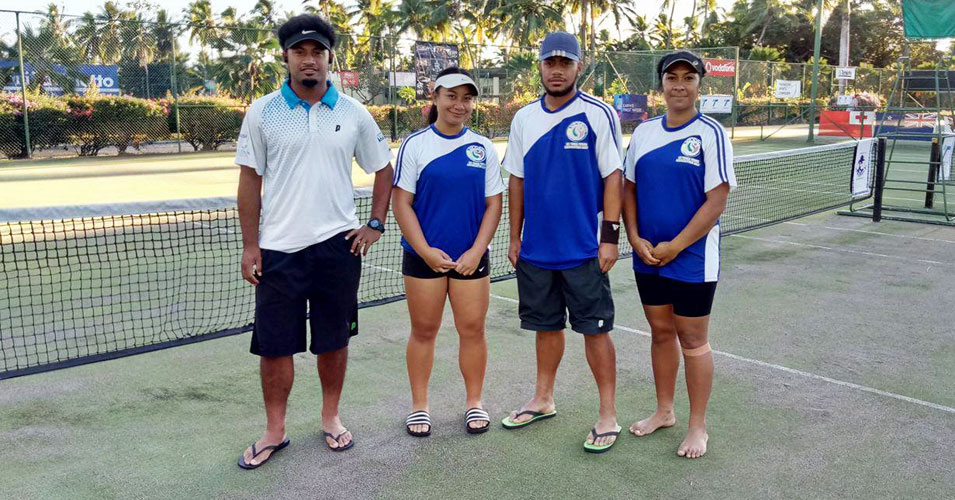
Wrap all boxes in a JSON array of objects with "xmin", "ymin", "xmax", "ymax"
[
  {"xmin": 564, "ymin": 121, "xmax": 590, "ymax": 150},
  {"xmin": 466, "ymin": 145, "xmax": 487, "ymax": 168},
  {"xmin": 676, "ymin": 136, "xmax": 702, "ymax": 166}
]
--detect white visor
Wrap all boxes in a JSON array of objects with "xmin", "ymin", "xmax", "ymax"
[{"xmin": 434, "ymin": 73, "xmax": 479, "ymax": 96}]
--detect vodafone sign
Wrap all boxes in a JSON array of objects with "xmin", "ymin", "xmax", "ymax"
[{"xmin": 703, "ymin": 58, "xmax": 736, "ymax": 77}]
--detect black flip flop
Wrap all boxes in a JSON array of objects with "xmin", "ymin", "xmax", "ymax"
[
  {"xmin": 324, "ymin": 430, "xmax": 354, "ymax": 452},
  {"xmin": 465, "ymin": 407, "xmax": 490, "ymax": 435},
  {"xmin": 237, "ymin": 437, "xmax": 290, "ymax": 470}
]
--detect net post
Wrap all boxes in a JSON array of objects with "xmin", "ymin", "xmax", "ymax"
[
  {"xmin": 926, "ymin": 136, "xmax": 940, "ymax": 208},
  {"xmin": 873, "ymin": 137, "xmax": 886, "ymax": 222}
]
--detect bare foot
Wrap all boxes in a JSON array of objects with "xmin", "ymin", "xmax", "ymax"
[
  {"xmin": 322, "ymin": 415, "xmax": 352, "ymax": 450},
  {"xmin": 677, "ymin": 427, "xmax": 708, "ymax": 459},
  {"xmin": 242, "ymin": 430, "xmax": 287, "ymax": 467},
  {"xmin": 585, "ymin": 417, "xmax": 621, "ymax": 447},
  {"xmin": 629, "ymin": 409, "xmax": 676, "ymax": 437},
  {"xmin": 507, "ymin": 396, "xmax": 555, "ymax": 424}
]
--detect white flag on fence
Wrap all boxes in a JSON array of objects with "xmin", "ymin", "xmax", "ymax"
[{"xmin": 852, "ymin": 139, "xmax": 875, "ymax": 197}]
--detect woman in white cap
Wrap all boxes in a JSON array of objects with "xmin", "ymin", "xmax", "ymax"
[
  {"xmin": 622, "ymin": 50, "xmax": 737, "ymax": 459},
  {"xmin": 392, "ymin": 67, "xmax": 505, "ymax": 437}
]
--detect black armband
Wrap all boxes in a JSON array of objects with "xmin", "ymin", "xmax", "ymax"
[{"xmin": 600, "ymin": 220, "xmax": 620, "ymax": 244}]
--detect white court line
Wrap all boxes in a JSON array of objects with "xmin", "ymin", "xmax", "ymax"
[
  {"xmin": 781, "ymin": 221, "xmax": 955, "ymax": 244},
  {"xmin": 487, "ymin": 293, "xmax": 955, "ymax": 416},
  {"xmin": 729, "ymin": 234, "xmax": 955, "ymax": 266}
]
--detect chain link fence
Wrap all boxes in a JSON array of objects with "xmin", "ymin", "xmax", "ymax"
[{"xmin": 1, "ymin": 9, "xmax": 907, "ymax": 160}]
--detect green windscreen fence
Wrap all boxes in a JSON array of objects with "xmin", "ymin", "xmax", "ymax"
[{"xmin": 903, "ymin": 0, "xmax": 955, "ymax": 39}]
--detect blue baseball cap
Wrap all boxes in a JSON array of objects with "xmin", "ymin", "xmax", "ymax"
[{"xmin": 540, "ymin": 32, "xmax": 580, "ymax": 62}]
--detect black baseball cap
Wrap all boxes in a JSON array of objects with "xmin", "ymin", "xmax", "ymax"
[
  {"xmin": 283, "ymin": 29, "xmax": 332, "ymax": 51},
  {"xmin": 657, "ymin": 50, "xmax": 706, "ymax": 79}
]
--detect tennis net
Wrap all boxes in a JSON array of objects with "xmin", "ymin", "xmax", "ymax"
[{"xmin": 0, "ymin": 140, "xmax": 877, "ymax": 378}]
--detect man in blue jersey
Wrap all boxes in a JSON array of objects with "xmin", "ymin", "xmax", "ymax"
[{"xmin": 501, "ymin": 32, "xmax": 624, "ymax": 453}]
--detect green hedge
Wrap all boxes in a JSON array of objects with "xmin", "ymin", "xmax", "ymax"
[
  {"xmin": 64, "ymin": 95, "xmax": 169, "ymax": 156},
  {"xmin": 171, "ymin": 95, "xmax": 247, "ymax": 151},
  {"xmin": 0, "ymin": 93, "xmax": 69, "ymax": 159}
]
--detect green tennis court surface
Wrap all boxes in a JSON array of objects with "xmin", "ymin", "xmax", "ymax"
[
  {"xmin": 2, "ymin": 135, "xmax": 954, "ymax": 498},
  {"xmin": 1, "ymin": 212, "xmax": 954, "ymax": 499}
]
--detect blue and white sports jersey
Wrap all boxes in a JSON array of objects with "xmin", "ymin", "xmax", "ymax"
[
  {"xmin": 623, "ymin": 113, "xmax": 737, "ymax": 283},
  {"xmin": 393, "ymin": 125, "xmax": 505, "ymax": 261},
  {"xmin": 503, "ymin": 91, "xmax": 623, "ymax": 270}
]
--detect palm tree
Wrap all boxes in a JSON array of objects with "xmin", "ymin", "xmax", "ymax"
[
  {"xmin": 490, "ymin": 0, "xmax": 565, "ymax": 51},
  {"xmin": 121, "ymin": 11, "xmax": 157, "ymax": 97},
  {"xmin": 152, "ymin": 9, "xmax": 178, "ymax": 63},
  {"xmin": 185, "ymin": 0, "xmax": 217, "ymax": 55},
  {"xmin": 74, "ymin": 13, "xmax": 102, "ymax": 63},
  {"xmin": 96, "ymin": 1, "xmax": 124, "ymax": 64}
]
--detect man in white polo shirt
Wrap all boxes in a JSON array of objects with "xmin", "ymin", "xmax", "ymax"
[{"xmin": 235, "ymin": 14, "xmax": 393, "ymax": 469}]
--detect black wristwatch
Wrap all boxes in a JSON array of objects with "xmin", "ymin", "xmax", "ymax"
[{"xmin": 367, "ymin": 217, "xmax": 385, "ymax": 234}]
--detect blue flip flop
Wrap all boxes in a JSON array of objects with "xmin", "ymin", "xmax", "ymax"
[
  {"xmin": 324, "ymin": 430, "xmax": 354, "ymax": 451},
  {"xmin": 237, "ymin": 437, "xmax": 290, "ymax": 470}
]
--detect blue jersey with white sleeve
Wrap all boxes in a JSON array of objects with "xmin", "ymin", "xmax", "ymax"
[
  {"xmin": 623, "ymin": 113, "xmax": 737, "ymax": 283},
  {"xmin": 502, "ymin": 91, "xmax": 623, "ymax": 270},
  {"xmin": 393, "ymin": 125, "xmax": 505, "ymax": 260}
]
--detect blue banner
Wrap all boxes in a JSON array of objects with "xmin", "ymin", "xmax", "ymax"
[
  {"xmin": 1, "ymin": 62, "xmax": 120, "ymax": 95},
  {"xmin": 613, "ymin": 94, "xmax": 648, "ymax": 124}
]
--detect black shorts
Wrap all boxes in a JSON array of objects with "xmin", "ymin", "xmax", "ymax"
[
  {"xmin": 401, "ymin": 250, "xmax": 490, "ymax": 280},
  {"xmin": 634, "ymin": 272, "xmax": 717, "ymax": 318},
  {"xmin": 516, "ymin": 258, "xmax": 614, "ymax": 334},
  {"xmin": 252, "ymin": 231, "xmax": 360, "ymax": 357}
]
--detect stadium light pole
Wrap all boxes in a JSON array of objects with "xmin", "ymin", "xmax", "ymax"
[{"xmin": 808, "ymin": 0, "xmax": 825, "ymax": 142}]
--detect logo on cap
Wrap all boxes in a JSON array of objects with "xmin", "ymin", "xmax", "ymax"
[
  {"xmin": 566, "ymin": 121, "xmax": 588, "ymax": 142},
  {"xmin": 302, "ymin": 30, "xmax": 316, "ymax": 34}
]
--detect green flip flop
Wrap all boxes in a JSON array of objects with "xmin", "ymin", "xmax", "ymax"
[
  {"xmin": 501, "ymin": 409, "xmax": 557, "ymax": 429},
  {"xmin": 583, "ymin": 426, "xmax": 622, "ymax": 453}
]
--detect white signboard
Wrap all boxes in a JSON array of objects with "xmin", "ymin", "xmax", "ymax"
[
  {"xmin": 835, "ymin": 67, "xmax": 857, "ymax": 80},
  {"xmin": 941, "ymin": 135, "xmax": 954, "ymax": 181},
  {"xmin": 852, "ymin": 139, "xmax": 875, "ymax": 197},
  {"xmin": 836, "ymin": 95, "xmax": 853, "ymax": 106},
  {"xmin": 389, "ymin": 71, "xmax": 416, "ymax": 87},
  {"xmin": 699, "ymin": 94, "xmax": 734, "ymax": 114},
  {"xmin": 775, "ymin": 80, "xmax": 802, "ymax": 99}
]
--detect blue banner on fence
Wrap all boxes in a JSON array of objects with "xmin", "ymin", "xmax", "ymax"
[
  {"xmin": 1, "ymin": 62, "xmax": 120, "ymax": 95},
  {"xmin": 613, "ymin": 94, "xmax": 648, "ymax": 124}
]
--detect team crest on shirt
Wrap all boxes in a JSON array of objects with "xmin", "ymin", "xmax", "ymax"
[
  {"xmin": 676, "ymin": 136, "xmax": 702, "ymax": 166},
  {"xmin": 466, "ymin": 145, "xmax": 487, "ymax": 168},
  {"xmin": 564, "ymin": 121, "xmax": 590, "ymax": 150}
]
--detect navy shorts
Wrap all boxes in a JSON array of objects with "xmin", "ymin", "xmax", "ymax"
[
  {"xmin": 251, "ymin": 231, "xmax": 360, "ymax": 357},
  {"xmin": 402, "ymin": 250, "xmax": 490, "ymax": 280},
  {"xmin": 516, "ymin": 258, "xmax": 614, "ymax": 334},
  {"xmin": 634, "ymin": 272, "xmax": 717, "ymax": 318}
]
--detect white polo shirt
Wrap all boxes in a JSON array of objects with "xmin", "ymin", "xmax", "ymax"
[{"xmin": 235, "ymin": 81, "xmax": 392, "ymax": 253}]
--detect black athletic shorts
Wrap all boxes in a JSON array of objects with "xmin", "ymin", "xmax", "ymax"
[
  {"xmin": 516, "ymin": 258, "xmax": 614, "ymax": 334},
  {"xmin": 251, "ymin": 231, "xmax": 360, "ymax": 357},
  {"xmin": 634, "ymin": 272, "xmax": 717, "ymax": 318},
  {"xmin": 401, "ymin": 250, "xmax": 490, "ymax": 280}
]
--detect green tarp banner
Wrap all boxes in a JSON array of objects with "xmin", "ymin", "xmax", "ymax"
[{"xmin": 903, "ymin": 0, "xmax": 955, "ymax": 39}]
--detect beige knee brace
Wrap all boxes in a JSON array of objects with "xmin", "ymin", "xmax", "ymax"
[{"xmin": 682, "ymin": 342, "xmax": 712, "ymax": 357}]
